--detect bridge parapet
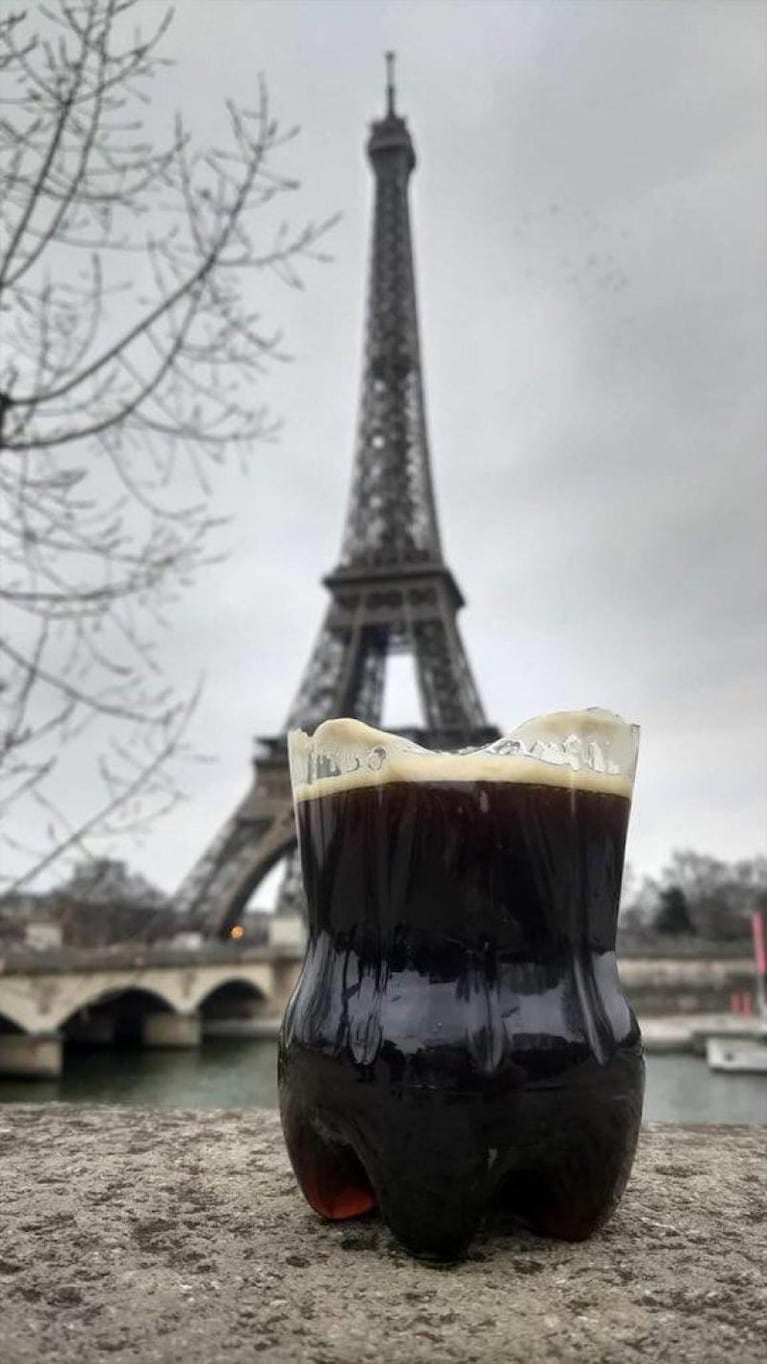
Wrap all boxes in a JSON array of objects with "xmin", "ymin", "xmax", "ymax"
[
  {"xmin": 0, "ymin": 943, "xmax": 303, "ymax": 1077},
  {"xmin": 0, "ymin": 941, "xmax": 303, "ymax": 976}
]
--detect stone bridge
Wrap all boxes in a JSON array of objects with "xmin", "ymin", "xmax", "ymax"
[
  {"xmin": 0, "ymin": 944, "xmax": 303, "ymax": 1078},
  {"xmin": 0, "ymin": 941, "xmax": 754, "ymax": 1080}
]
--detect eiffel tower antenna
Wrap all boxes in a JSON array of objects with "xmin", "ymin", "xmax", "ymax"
[
  {"xmin": 385, "ymin": 51, "xmax": 396, "ymax": 115},
  {"xmin": 176, "ymin": 71, "xmax": 499, "ymax": 935}
]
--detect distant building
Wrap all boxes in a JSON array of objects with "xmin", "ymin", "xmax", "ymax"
[
  {"xmin": 56, "ymin": 899, "xmax": 173, "ymax": 949},
  {"xmin": 0, "ymin": 858, "xmax": 173, "ymax": 952},
  {"xmin": 167, "ymin": 931, "xmax": 203, "ymax": 952},
  {"xmin": 54, "ymin": 858, "xmax": 168, "ymax": 911},
  {"xmin": 0, "ymin": 893, "xmax": 60, "ymax": 952},
  {"xmin": 269, "ymin": 914, "xmax": 306, "ymax": 950},
  {"xmin": 23, "ymin": 918, "xmax": 63, "ymax": 952}
]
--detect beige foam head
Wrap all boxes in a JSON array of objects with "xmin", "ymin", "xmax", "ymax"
[{"xmin": 289, "ymin": 710, "xmax": 639, "ymax": 802}]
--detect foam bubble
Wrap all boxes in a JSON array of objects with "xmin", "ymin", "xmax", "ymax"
[{"xmin": 289, "ymin": 710, "xmax": 638, "ymax": 802}]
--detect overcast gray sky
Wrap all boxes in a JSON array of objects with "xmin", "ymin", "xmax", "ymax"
[{"xmin": 26, "ymin": 0, "xmax": 767, "ymax": 894}]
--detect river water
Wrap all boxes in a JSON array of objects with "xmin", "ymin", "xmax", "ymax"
[{"xmin": 0, "ymin": 1041, "xmax": 765, "ymax": 1122}]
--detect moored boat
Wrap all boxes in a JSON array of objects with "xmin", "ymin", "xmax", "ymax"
[
  {"xmin": 705, "ymin": 1034, "xmax": 767, "ymax": 1074},
  {"xmin": 705, "ymin": 910, "xmax": 767, "ymax": 1076}
]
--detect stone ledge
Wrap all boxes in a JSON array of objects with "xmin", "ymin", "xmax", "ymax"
[{"xmin": 0, "ymin": 1108, "xmax": 764, "ymax": 1363}]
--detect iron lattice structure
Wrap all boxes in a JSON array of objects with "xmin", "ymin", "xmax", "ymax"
[{"xmin": 177, "ymin": 61, "xmax": 498, "ymax": 935}]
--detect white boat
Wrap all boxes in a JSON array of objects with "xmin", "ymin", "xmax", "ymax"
[
  {"xmin": 706, "ymin": 1034, "xmax": 767, "ymax": 1074},
  {"xmin": 706, "ymin": 910, "xmax": 767, "ymax": 1076}
]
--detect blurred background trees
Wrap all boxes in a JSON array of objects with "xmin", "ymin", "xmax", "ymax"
[
  {"xmin": 653, "ymin": 885, "xmax": 696, "ymax": 937},
  {"xmin": 621, "ymin": 851, "xmax": 766, "ymax": 942},
  {"xmin": 0, "ymin": 0, "xmax": 331, "ymax": 892}
]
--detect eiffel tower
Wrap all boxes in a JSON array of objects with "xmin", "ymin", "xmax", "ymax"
[{"xmin": 178, "ymin": 57, "xmax": 498, "ymax": 936}]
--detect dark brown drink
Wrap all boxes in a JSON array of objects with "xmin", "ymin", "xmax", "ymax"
[{"xmin": 279, "ymin": 718, "xmax": 643, "ymax": 1260}]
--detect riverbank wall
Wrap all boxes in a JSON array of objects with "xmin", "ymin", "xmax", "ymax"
[{"xmin": 0, "ymin": 1107, "xmax": 764, "ymax": 1363}]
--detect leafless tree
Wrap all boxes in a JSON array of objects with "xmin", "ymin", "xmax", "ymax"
[
  {"xmin": 0, "ymin": 1, "xmax": 332, "ymax": 891},
  {"xmin": 620, "ymin": 850, "xmax": 767, "ymax": 942}
]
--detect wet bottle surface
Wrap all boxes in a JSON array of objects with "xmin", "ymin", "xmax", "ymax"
[{"xmin": 279, "ymin": 774, "xmax": 644, "ymax": 1261}]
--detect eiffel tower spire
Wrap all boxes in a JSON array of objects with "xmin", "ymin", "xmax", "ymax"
[
  {"xmin": 337, "ymin": 51, "xmax": 443, "ymax": 570},
  {"xmin": 284, "ymin": 57, "xmax": 492, "ymax": 742},
  {"xmin": 176, "ymin": 62, "xmax": 498, "ymax": 933}
]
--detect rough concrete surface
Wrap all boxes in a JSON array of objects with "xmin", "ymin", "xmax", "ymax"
[{"xmin": 0, "ymin": 1108, "xmax": 764, "ymax": 1363}]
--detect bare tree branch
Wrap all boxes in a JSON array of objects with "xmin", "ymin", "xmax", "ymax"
[{"xmin": 0, "ymin": 0, "xmax": 334, "ymax": 890}]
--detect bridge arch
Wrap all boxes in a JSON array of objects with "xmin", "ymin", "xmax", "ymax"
[
  {"xmin": 196, "ymin": 976, "xmax": 268, "ymax": 1007},
  {"xmin": 196, "ymin": 977, "xmax": 271, "ymax": 1030},
  {"xmin": 0, "ymin": 1007, "xmax": 26, "ymax": 1035},
  {"xmin": 187, "ymin": 964, "xmax": 274, "ymax": 1013},
  {"xmin": 53, "ymin": 982, "xmax": 178, "ymax": 1032}
]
